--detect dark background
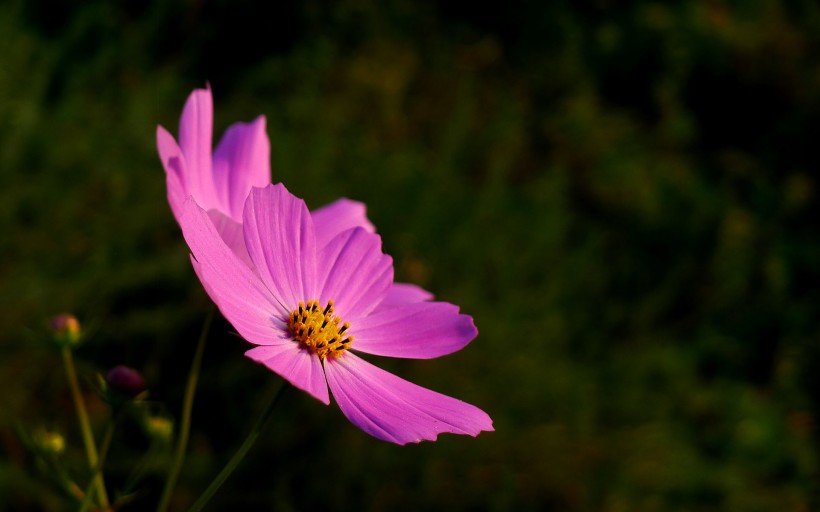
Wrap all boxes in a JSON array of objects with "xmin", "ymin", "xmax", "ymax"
[{"xmin": 2, "ymin": 1, "xmax": 820, "ymax": 510}]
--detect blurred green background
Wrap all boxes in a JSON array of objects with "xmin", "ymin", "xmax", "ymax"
[{"xmin": 2, "ymin": 1, "xmax": 820, "ymax": 510}]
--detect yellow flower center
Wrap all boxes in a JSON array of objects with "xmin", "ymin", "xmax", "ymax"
[{"xmin": 288, "ymin": 300, "xmax": 353, "ymax": 360}]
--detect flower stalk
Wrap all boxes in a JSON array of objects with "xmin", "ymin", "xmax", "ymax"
[
  {"xmin": 61, "ymin": 346, "xmax": 110, "ymax": 510},
  {"xmin": 78, "ymin": 419, "xmax": 115, "ymax": 512},
  {"xmin": 188, "ymin": 382, "xmax": 289, "ymax": 512},
  {"xmin": 157, "ymin": 307, "xmax": 214, "ymax": 512}
]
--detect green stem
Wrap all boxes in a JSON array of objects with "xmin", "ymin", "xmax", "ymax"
[
  {"xmin": 78, "ymin": 418, "xmax": 116, "ymax": 512},
  {"xmin": 62, "ymin": 346, "xmax": 110, "ymax": 510},
  {"xmin": 187, "ymin": 382, "xmax": 290, "ymax": 512},
  {"xmin": 157, "ymin": 308, "xmax": 214, "ymax": 512}
]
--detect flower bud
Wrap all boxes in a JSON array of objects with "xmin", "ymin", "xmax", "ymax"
[
  {"xmin": 33, "ymin": 428, "xmax": 65, "ymax": 456},
  {"xmin": 144, "ymin": 416, "xmax": 174, "ymax": 443},
  {"xmin": 49, "ymin": 314, "xmax": 81, "ymax": 347},
  {"xmin": 106, "ymin": 365, "xmax": 146, "ymax": 398}
]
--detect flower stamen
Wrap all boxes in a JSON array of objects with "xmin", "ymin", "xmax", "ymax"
[{"xmin": 288, "ymin": 300, "xmax": 353, "ymax": 360}]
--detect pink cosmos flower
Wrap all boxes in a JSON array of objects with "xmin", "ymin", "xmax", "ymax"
[
  {"xmin": 156, "ymin": 86, "xmax": 376, "ymax": 261},
  {"xmin": 179, "ymin": 183, "xmax": 493, "ymax": 444}
]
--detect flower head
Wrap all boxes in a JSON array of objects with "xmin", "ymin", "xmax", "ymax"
[{"xmin": 180, "ymin": 183, "xmax": 493, "ymax": 444}]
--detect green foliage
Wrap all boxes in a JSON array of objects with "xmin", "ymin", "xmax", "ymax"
[{"xmin": 2, "ymin": 0, "xmax": 820, "ymax": 510}]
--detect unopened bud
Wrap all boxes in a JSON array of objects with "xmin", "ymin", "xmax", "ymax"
[
  {"xmin": 106, "ymin": 365, "xmax": 146, "ymax": 398},
  {"xmin": 144, "ymin": 416, "xmax": 173, "ymax": 442},
  {"xmin": 49, "ymin": 314, "xmax": 81, "ymax": 347},
  {"xmin": 34, "ymin": 429, "xmax": 65, "ymax": 455}
]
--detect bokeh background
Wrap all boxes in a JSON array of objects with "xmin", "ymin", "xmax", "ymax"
[{"xmin": 3, "ymin": 1, "xmax": 820, "ymax": 510}]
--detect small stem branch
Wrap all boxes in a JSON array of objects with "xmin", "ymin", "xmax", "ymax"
[
  {"xmin": 78, "ymin": 419, "xmax": 116, "ymax": 512},
  {"xmin": 187, "ymin": 382, "xmax": 290, "ymax": 512},
  {"xmin": 157, "ymin": 308, "xmax": 214, "ymax": 512},
  {"xmin": 62, "ymin": 346, "xmax": 110, "ymax": 510}
]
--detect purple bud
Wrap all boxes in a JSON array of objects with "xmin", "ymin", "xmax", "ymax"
[{"xmin": 106, "ymin": 365, "xmax": 146, "ymax": 398}]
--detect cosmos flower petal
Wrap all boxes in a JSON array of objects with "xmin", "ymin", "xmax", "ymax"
[
  {"xmin": 352, "ymin": 302, "xmax": 477, "ymax": 359},
  {"xmin": 212, "ymin": 116, "xmax": 271, "ymax": 221},
  {"xmin": 312, "ymin": 198, "xmax": 376, "ymax": 248},
  {"xmin": 206, "ymin": 209, "xmax": 255, "ymax": 269},
  {"xmin": 317, "ymin": 227, "xmax": 392, "ymax": 320},
  {"xmin": 190, "ymin": 256, "xmax": 217, "ymax": 311},
  {"xmin": 178, "ymin": 86, "xmax": 216, "ymax": 209},
  {"xmin": 374, "ymin": 283, "xmax": 434, "ymax": 311},
  {"xmin": 325, "ymin": 353, "xmax": 493, "ymax": 444},
  {"xmin": 156, "ymin": 125, "xmax": 182, "ymax": 176},
  {"xmin": 180, "ymin": 197, "xmax": 289, "ymax": 342},
  {"xmin": 246, "ymin": 344, "xmax": 330, "ymax": 404},
  {"xmin": 157, "ymin": 126, "xmax": 187, "ymax": 220},
  {"xmin": 243, "ymin": 184, "xmax": 319, "ymax": 310}
]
